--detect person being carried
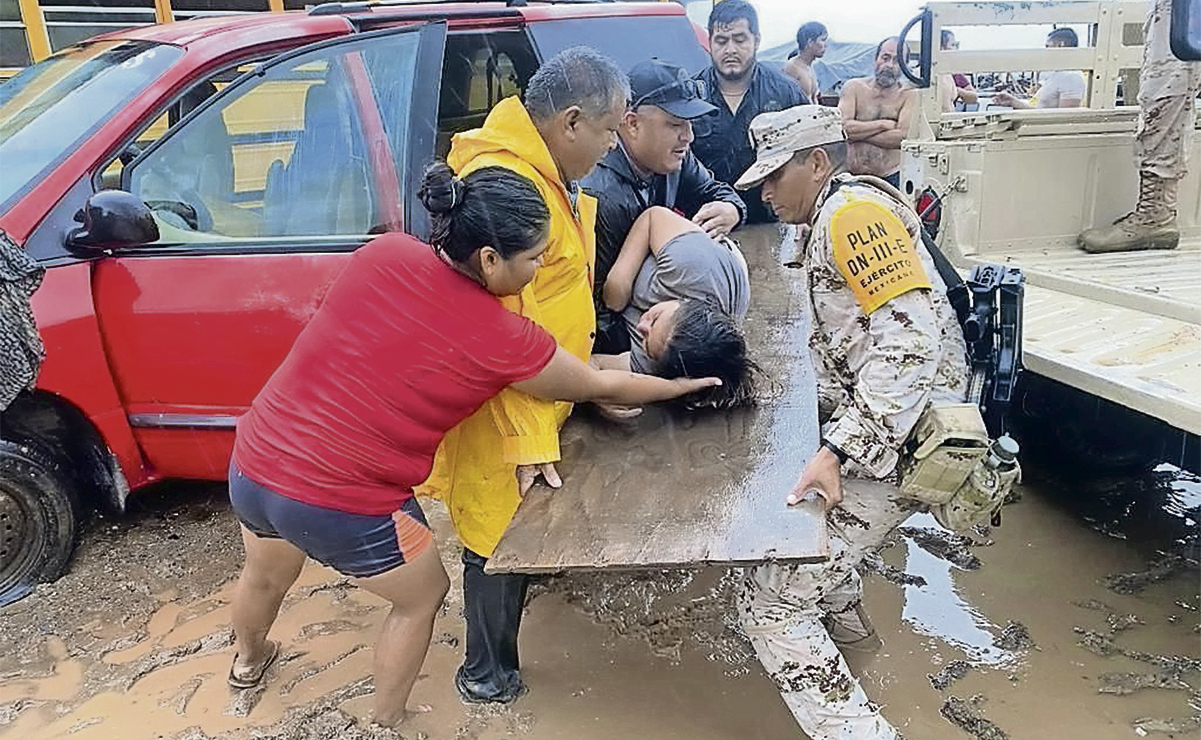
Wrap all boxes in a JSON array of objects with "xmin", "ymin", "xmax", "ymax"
[
  {"xmin": 225, "ymin": 163, "xmax": 717, "ymax": 728},
  {"xmin": 1078, "ymin": 0, "xmax": 1200, "ymax": 253},
  {"xmin": 597, "ymin": 205, "xmax": 754, "ymax": 409},
  {"xmin": 582, "ymin": 58, "xmax": 746, "ymax": 355},
  {"xmin": 784, "ymin": 21, "xmax": 828, "ymax": 102},
  {"xmin": 993, "ymin": 27, "xmax": 1086, "ymax": 109},
  {"xmin": 691, "ymin": 0, "xmax": 808, "ymax": 224},
  {"xmin": 734, "ymin": 104, "xmax": 969, "ymax": 740},
  {"xmin": 416, "ymin": 46, "xmax": 628, "ymax": 706},
  {"xmin": 838, "ymin": 36, "xmax": 917, "ymax": 189}
]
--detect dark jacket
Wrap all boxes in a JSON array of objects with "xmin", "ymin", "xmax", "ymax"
[
  {"xmin": 692, "ymin": 64, "xmax": 808, "ymax": 223},
  {"xmin": 581, "ymin": 144, "xmax": 746, "ymax": 354},
  {"xmin": 582, "ymin": 143, "xmax": 747, "ymax": 294}
]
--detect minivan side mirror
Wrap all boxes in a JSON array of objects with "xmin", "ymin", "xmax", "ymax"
[
  {"xmin": 1172, "ymin": 0, "xmax": 1201, "ymax": 61},
  {"xmin": 67, "ymin": 190, "xmax": 160, "ymax": 255}
]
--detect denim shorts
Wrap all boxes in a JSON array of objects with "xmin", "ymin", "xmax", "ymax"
[{"xmin": 228, "ymin": 462, "xmax": 432, "ymax": 578}]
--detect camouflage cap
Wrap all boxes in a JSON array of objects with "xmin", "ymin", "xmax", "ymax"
[{"xmin": 735, "ymin": 105, "xmax": 845, "ymax": 190}]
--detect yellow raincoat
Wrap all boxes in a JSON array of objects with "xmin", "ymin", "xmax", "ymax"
[{"xmin": 417, "ymin": 97, "xmax": 598, "ymax": 557}]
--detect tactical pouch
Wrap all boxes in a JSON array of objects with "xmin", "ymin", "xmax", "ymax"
[
  {"xmin": 898, "ymin": 403, "xmax": 991, "ymax": 505},
  {"xmin": 932, "ymin": 455, "xmax": 1020, "ymax": 532}
]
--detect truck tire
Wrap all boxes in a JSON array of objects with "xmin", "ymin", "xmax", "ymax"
[{"xmin": 0, "ymin": 440, "xmax": 79, "ymax": 606}]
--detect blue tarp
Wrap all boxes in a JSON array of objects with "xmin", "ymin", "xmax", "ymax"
[{"xmin": 760, "ymin": 39, "xmax": 879, "ymax": 97}]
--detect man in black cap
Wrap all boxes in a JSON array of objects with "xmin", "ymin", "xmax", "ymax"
[{"xmin": 582, "ymin": 58, "xmax": 746, "ymax": 354}]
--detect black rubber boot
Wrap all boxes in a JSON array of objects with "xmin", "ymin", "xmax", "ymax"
[{"xmin": 456, "ymin": 548, "xmax": 529, "ymax": 704}]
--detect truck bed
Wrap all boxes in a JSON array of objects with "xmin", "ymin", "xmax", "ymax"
[{"xmin": 977, "ymin": 238, "xmax": 1201, "ymax": 435}]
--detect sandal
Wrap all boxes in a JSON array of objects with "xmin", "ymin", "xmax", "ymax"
[{"xmin": 227, "ymin": 640, "xmax": 280, "ymax": 689}]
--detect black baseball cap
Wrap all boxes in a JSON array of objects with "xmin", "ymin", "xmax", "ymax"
[{"xmin": 628, "ymin": 60, "xmax": 716, "ymax": 120}]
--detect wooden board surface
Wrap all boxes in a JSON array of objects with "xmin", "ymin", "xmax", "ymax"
[{"xmin": 488, "ymin": 224, "xmax": 830, "ymax": 573}]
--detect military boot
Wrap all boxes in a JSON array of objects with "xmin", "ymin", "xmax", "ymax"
[{"xmin": 1078, "ymin": 174, "xmax": 1180, "ymax": 253}]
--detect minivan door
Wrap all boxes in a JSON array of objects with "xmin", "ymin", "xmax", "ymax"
[{"xmin": 93, "ymin": 22, "xmax": 446, "ymax": 481}]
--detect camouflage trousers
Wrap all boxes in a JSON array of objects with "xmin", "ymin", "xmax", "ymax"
[
  {"xmin": 738, "ymin": 480, "xmax": 919, "ymax": 740},
  {"xmin": 1135, "ymin": 0, "xmax": 1201, "ymax": 180}
]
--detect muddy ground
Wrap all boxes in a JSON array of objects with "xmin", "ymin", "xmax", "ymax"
[{"xmin": 1, "ymin": 465, "xmax": 1198, "ymax": 740}]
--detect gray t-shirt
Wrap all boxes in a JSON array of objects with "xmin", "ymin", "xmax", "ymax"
[{"xmin": 625, "ymin": 230, "xmax": 750, "ymax": 373}]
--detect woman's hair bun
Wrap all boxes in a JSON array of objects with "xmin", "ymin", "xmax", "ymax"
[{"xmin": 419, "ymin": 161, "xmax": 466, "ymax": 215}]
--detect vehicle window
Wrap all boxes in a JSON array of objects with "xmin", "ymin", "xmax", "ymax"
[
  {"xmin": 528, "ymin": 16, "xmax": 709, "ymax": 74},
  {"xmin": 437, "ymin": 32, "xmax": 537, "ymax": 157},
  {"xmin": 127, "ymin": 31, "xmax": 421, "ymax": 243},
  {"xmin": 0, "ymin": 40, "xmax": 182, "ymax": 212},
  {"xmin": 99, "ymin": 63, "xmax": 260, "ymax": 189}
]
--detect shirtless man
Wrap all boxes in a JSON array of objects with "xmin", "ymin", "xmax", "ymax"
[
  {"xmin": 838, "ymin": 37, "xmax": 916, "ymax": 188},
  {"xmin": 784, "ymin": 22, "xmax": 828, "ymax": 101}
]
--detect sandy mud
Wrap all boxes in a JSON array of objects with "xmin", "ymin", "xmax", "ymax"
[{"xmin": 0, "ymin": 465, "xmax": 1197, "ymax": 740}]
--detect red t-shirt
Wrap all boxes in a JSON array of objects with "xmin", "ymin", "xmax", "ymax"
[{"xmin": 233, "ymin": 233, "xmax": 556, "ymax": 515}]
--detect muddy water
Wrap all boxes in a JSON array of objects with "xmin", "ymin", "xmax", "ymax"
[{"xmin": 0, "ymin": 468, "xmax": 1197, "ymax": 740}]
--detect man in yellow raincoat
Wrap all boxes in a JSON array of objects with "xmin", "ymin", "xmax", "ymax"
[{"xmin": 417, "ymin": 47, "xmax": 629, "ymax": 704}]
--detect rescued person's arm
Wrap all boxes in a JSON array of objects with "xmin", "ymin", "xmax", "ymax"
[
  {"xmin": 602, "ymin": 206, "xmax": 703, "ymax": 311},
  {"xmin": 512, "ymin": 346, "xmax": 719, "ymax": 406}
]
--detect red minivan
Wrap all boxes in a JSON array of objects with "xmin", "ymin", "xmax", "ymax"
[{"xmin": 0, "ymin": 1, "xmax": 709, "ymax": 604}]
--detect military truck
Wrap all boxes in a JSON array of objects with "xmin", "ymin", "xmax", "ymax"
[{"xmin": 896, "ymin": 0, "xmax": 1199, "ymax": 472}]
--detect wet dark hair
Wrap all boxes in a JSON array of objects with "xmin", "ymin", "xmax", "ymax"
[
  {"xmin": 1047, "ymin": 27, "xmax": 1079, "ymax": 47},
  {"xmin": 708, "ymin": 0, "xmax": 759, "ymax": 37},
  {"xmin": 654, "ymin": 299, "xmax": 755, "ymax": 409},
  {"xmin": 418, "ymin": 162, "xmax": 550, "ymax": 263},
  {"xmin": 797, "ymin": 22, "xmax": 827, "ymax": 51}
]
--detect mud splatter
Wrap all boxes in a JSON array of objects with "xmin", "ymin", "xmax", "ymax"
[
  {"xmin": 861, "ymin": 552, "xmax": 927, "ymax": 587},
  {"xmin": 1131, "ymin": 715, "xmax": 1201, "ymax": 735},
  {"xmin": 1105, "ymin": 555, "xmax": 1187, "ymax": 594},
  {"xmin": 939, "ymin": 695, "xmax": 1008, "ymax": 740},
  {"xmin": 994, "ymin": 622, "xmax": 1034, "ymax": 651},
  {"xmin": 929, "ymin": 660, "xmax": 972, "ymax": 691},
  {"xmin": 897, "ymin": 526, "xmax": 983, "ymax": 570},
  {"xmin": 1097, "ymin": 671, "xmax": 1190, "ymax": 695},
  {"xmin": 533, "ymin": 569, "xmax": 755, "ymax": 671},
  {"xmin": 1072, "ymin": 599, "xmax": 1142, "ymax": 632}
]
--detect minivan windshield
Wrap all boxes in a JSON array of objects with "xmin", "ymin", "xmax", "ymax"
[{"xmin": 0, "ymin": 40, "xmax": 182, "ymax": 211}]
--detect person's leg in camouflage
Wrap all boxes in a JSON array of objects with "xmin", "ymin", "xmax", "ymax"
[
  {"xmin": 738, "ymin": 482, "xmax": 918, "ymax": 740},
  {"xmin": 1079, "ymin": 0, "xmax": 1201, "ymax": 253}
]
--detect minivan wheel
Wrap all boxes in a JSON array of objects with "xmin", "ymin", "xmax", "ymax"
[{"xmin": 0, "ymin": 440, "xmax": 79, "ymax": 606}]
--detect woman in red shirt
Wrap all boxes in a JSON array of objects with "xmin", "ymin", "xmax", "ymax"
[{"xmin": 226, "ymin": 163, "xmax": 717, "ymax": 727}]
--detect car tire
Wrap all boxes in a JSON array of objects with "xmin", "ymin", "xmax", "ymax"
[{"xmin": 0, "ymin": 440, "xmax": 80, "ymax": 606}]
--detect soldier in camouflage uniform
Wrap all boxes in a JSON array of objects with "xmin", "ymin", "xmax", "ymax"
[
  {"xmin": 734, "ymin": 106, "xmax": 969, "ymax": 740},
  {"xmin": 1079, "ymin": 0, "xmax": 1201, "ymax": 253}
]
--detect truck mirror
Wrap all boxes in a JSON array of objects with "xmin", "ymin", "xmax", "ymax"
[
  {"xmin": 1171, "ymin": 0, "xmax": 1201, "ymax": 61},
  {"xmin": 67, "ymin": 190, "xmax": 160, "ymax": 255}
]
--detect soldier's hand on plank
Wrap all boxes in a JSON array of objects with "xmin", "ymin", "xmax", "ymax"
[
  {"xmin": 787, "ymin": 445, "xmax": 843, "ymax": 511},
  {"xmin": 517, "ymin": 463, "xmax": 562, "ymax": 497},
  {"xmin": 692, "ymin": 201, "xmax": 740, "ymax": 238}
]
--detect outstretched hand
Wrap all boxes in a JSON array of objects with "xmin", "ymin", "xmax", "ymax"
[
  {"xmin": 671, "ymin": 376, "xmax": 723, "ymax": 398},
  {"xmin": 516, "ymin": 463, "xmax": 562, "ymax": 497},
  {"xmin": 786, "ymin": 445, "xmax": 843, "ymax": 511}
]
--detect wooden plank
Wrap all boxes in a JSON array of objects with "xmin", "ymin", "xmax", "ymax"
[{"xmin": 488, "ymin": 224, "xmax": 831, "ymax": 573}]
